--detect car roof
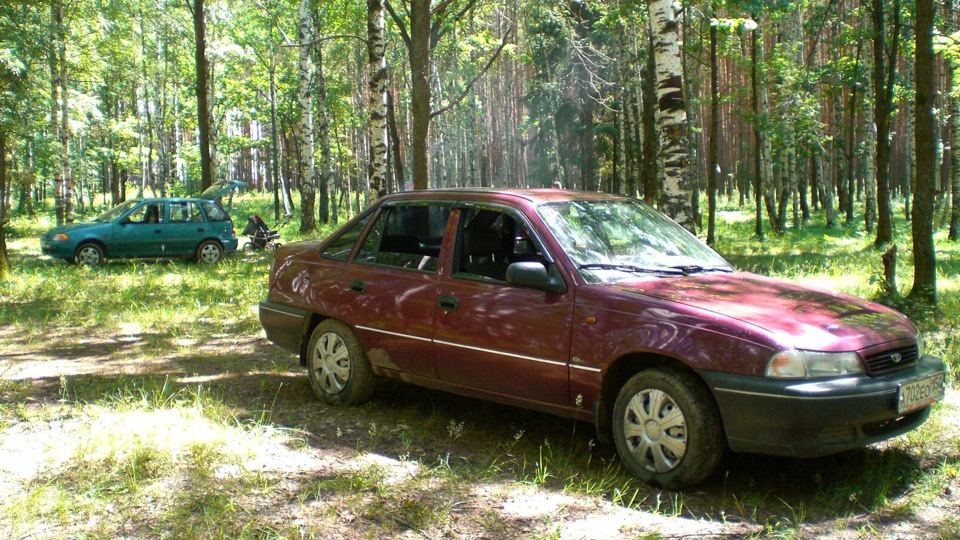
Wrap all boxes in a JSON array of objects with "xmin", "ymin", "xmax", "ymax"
[{"xmin": 376, "ymin": 188, "xmax": 626, "ymax": 206}]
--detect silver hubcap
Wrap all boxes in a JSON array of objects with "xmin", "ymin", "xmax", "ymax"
[
  {"xmin": 77, "ymin": 247, "xmax": 101, "ymax": 265},
  {"xmin": 623, "ymin": 389, "xmax": 687, "ymax": 473},
  {"xmin": 199, "ymin": 243, "xmax": 221, "ymax": 263},
  {"xmin": 312, "ymin": 332, "xmax": 350, "ymax": 394}
]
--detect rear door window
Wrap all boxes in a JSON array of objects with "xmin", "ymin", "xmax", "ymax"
[{"xmin": 356, "ymin": 204, "xmax": 451, "ymax": 272}]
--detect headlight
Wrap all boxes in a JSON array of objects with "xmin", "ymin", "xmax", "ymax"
[
  {"xmin": 765, "ymin": 350, "xmax": 865, "ymax": 379},
  {"xmin": 52, "ymin": 233, "xmax": 69, "ymax": 242}
]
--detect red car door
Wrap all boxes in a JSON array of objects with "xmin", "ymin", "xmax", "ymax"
[
  {"xmin": 337, "ymin": 203, "xmax": 452, "ymax": 379},
  {"xmin": 433, "ymin": 207, "xmax": 575, "ymax": 406}
]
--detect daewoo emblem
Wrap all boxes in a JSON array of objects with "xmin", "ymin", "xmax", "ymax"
[{"xmin": 891, "ymin": 353, "xmax": 903, "ymax": 364}]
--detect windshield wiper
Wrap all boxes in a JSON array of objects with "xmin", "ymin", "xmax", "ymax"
[
  {"xmin": 579, "ymin": 263, "xmax": 734, "ymax": 276},
  {"xmin": 578, "ymin": 263, "xmax": 686, "ymax": 276},
  {"xmin": 667, "ymin": 264, "xmax": 734, "ymax": 275}
]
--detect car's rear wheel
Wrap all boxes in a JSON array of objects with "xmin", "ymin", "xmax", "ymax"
[
  {"xmin": 306, "ymin": 319, "xmax": 375, "ymax": 406},
  {"xmin": 196, "ymin": 240, "xmax": 223, "ymax": 264},
  {"xmin": 612, "ymin": 367, "xmax": 724, "ymax": 489},
  {"xmin": 74, "ymin": 243, "xmax": 105, "ymax": 266}
]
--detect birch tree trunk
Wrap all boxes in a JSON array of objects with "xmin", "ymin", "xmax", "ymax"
[
  {"xmin": 648, "ymin": 0, "xmax": 694, "ymax": 231},
  {"xmin": 298, "ymin": 0, "xmax": 317, "ymax": 233},
  {"xmin": 367, "ymin": 0, "xmax": 388, "ymax": 204}
]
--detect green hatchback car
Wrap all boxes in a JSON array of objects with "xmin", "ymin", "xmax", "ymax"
[{"xmin": 41, "ymin": 181, "xmax": 243, "ymax": 265}]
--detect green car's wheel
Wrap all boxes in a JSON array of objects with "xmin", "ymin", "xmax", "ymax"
[
  {"xmin": 196, "ymin": 240, "xmax": 224, "ymax": 264},
  {"xmin": 74, "ymin": 243, "xmax": 105, "ymax": 266}
]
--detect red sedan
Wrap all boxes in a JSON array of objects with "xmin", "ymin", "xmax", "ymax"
[{"xmin": 259, "ymin": 189, "xmax": 945, "ymax": 489}]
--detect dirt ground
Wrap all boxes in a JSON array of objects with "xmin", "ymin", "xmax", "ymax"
[{"xmin": 2, "ymin": 324, "xmax": 958, "ymax": 539}]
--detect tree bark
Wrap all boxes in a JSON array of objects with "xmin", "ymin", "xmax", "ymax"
[
  {"xmin": 0, "ymin": 130, "xmax": 8, "ymax": 278},
  {"xmin": 367, "ymin": 0, "xmax": 389, "ymax": 204},
  {"xmin": 648, "ymin": 0, "xmax": 694, "ymax": 232},
  {"xmin": 872, "ymin": 0, "xmax": 900, "ymax": 246},
  {"xmin": 910, "ymin": 0, "xmax": 937, "ymax": 304},
  {"xmin": 297, "ymin": 0, "xmax": 317, "ymax": 233},
  {"xmin": 192, "ymin": 0, "xmax": 215, "ymax": 192},
  {"xmin": 409, "ymin": 0, "xmax": 431, "ymax": 190},
  {"xmin": 706, "ymin": 10, "xmax": 719, "ymax": 245}
]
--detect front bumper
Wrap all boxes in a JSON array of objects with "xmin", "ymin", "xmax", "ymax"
[
  {"xmin": 700, "ymin": 354, "xmax": 946, "ymax": 457},
  {"xmin": 41, "ymin": 240, "xmax": 75, "ymax": 260}
]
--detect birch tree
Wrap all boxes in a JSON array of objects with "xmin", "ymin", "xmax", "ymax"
[
  {"xmin": 367, "ymin": 0, "xmax": 388, "ymax": 204},
  {"xmin": 298, "ymin": 0, "xmax": 317, "ymax": 233},
  {"xmin": 648, "ymin": 0, "xmax": 694, "ymax": 231}
]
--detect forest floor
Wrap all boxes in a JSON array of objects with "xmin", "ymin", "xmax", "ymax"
[{"xmin": 2, "ymin": 323, "xmax": 959, "ymax": 539}]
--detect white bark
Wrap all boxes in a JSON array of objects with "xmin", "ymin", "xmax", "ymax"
[{"xmin": 647, "ymin": 0, "xmax": 693, "ymax": 231}]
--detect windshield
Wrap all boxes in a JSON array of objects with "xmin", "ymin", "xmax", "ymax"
[
  {"xmin": 536, "ymin": 198, "xmax": 734, "ymax": 283},
  {"xmin": 94, "ymin": 199, "xmax": 140, "ymax": 223}
]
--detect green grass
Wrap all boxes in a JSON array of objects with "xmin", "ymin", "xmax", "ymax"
[{"xmin": 1, "ymin": 194, "xmax": 959, "ymax": 538}]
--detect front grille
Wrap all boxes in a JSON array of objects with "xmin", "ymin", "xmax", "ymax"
[{"xmin": 864, "ymin": 344, "xmax": 919, "ymax": 376}]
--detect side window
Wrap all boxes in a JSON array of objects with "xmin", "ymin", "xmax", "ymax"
[
  {"xmin": 456, "ymin": 208, "xmax": 544, "ymax": 282},
  {"xmin": 202, "ymin": 201, "xmax": 229, "ymax": 222},
  {"xmin": 321, "ymin": 214, "xmax": 372, "ymax": 262},
  {"xmin": 356, "ymin": 204, "xmax": 450, "ymax": 272},
  {"xmin": 168, "ymin": 201, "xmax": 201, "ymax": 223},
  {"xmin": 129, "ymin": 202, "xmax": 163, "ymax": 224}
]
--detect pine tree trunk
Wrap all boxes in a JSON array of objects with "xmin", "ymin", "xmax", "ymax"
[
  {"xmin": 192, "ymin": 0, "xmax": 215, "ymax": 192},
  {"xmin": 0, "ymin": 130, "xmax": 8, "ymax": 278},
  {"xmin": 409, "ymin": 0, "xmax": 431, "ymax": 190},
  {"xmin": 648, "ymin": 0, "xmax": 694, "ymax": 231},
  {"xmin": 910, "ymin": 0, "xmax": 937, "ymax": 304},
  {"xmin": 312, "ymin": 19, "xmax": 331, "ymax": 225},
  {"xmin": 951, "ymin": 70, "xmax": 960, "ymax": 240},
  {"xmin": 750, "ymin": 18, "xmax": 764, "ymax": 239},
  {"xmin": 706, "ymin": 15, "xmax": 719, "ymax": 245},
  {"xmin": 872, "ymin": 0, "xmax": 900, "ymax": 246}
]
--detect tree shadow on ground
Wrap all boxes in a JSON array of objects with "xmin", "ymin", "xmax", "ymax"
[{"xmin": 0, "ymin": 326, "xmax": 944, "ymax": 533}]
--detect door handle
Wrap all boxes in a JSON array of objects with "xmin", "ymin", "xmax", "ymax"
[
  {"xmin": 350, "ymin": 280, "xmax": 366, "ymax": 293},
  {"xmin": 438, "ymin": 295, "xmax": 459, "ymax": 310}
]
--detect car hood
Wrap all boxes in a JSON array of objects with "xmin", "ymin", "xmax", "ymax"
[
  {"xmin": 44, "ymin": 221, "xmax": 104, "ymax": 237},
  {"xmin": 612, "ymin": 272, "xmax": 916, "ymax": 351}
]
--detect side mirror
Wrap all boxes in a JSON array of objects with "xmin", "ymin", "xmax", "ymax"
[{"xmin": 506, "ymin": 261, "xmax": 567, "ymax": 294}]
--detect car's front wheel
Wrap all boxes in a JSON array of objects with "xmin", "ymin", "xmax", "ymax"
[
  {"xmin": 612, "ymin": 367, "xmax": 724, "ymax": 489},
  {"xmin": 74, "ymin": 243, "xmax": 105, "ymax": 266},
  {"xmin": 306, "ymin": 319, "xmax": 375, "ymax": 406},
  {"xmin": 196, "ymin": 240, "xmax": 224, "ymax": 264}
]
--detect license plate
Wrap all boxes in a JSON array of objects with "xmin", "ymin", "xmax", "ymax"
[{"xmin": 898, "ymin": 374, "xmax": 946, "ymax": 414}]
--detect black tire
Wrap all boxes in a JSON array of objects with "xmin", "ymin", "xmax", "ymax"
[
  {"xmin": 196, "ymin": 240, "xmax": 224, "ymax": 264},
  {"xmin": 74, "ymin": 243, "xmax": 105, "ymax": 266},
  {"xmin": 612, "ymin": 367, "xmax": 724, "ymax": 489},
  {"xmin": 306, "ymin": 319, "xmax": 375, "ymax": 406}
]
